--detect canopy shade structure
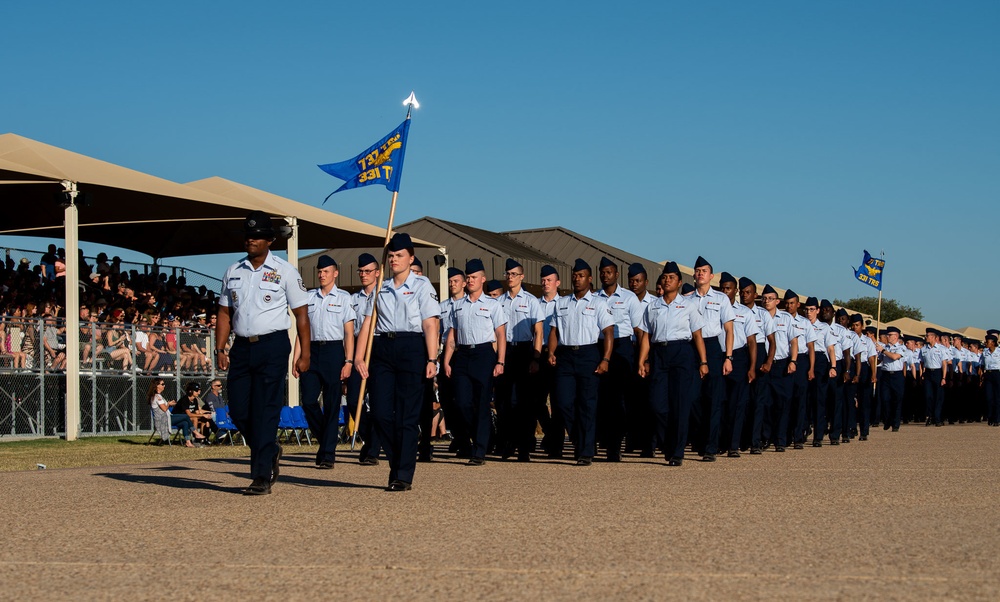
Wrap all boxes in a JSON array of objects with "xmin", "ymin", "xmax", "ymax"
[{"xmin": 0, "ymin": 133, "xmax": 437, "ymax": 258}]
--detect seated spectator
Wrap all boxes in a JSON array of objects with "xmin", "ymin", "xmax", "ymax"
[
  {"xmin": 41, "ymin": 315, "xmax": 66, "ymax": 370},
  {"xmin": 179, "ymin": 321, "xmax": 209, "ymax": 373},
  {"xmin": 202, "ymin": 379, "xmax": 228, "ymax": 443},
  {"xmin": 79, "ymin": 306, "xmax": 104, "ymax": 364},
  {"xmin": 102, "ymin": 309, "xmax": 132, "ymax": 370},
  {"xmin": 133, "ymin": 316, "xmax": 154, "ymax": 372},
  {"xmin": 148, "ymin": 378, "xmax": 197, "ymax": 447},
  {"xmin": 145, "ymin": 314, "xmax": 175, "ymax": 372},
  {"xmin": 0, "ymin": 316, "xmax": 27, "ymax": 369},
  {"xmin": 172, "ymin": 382, "xmax": 209, "ymax": 443},
  {"xmin": 40, "ymin": 244, "xmax": 57, "ymax": 282}
]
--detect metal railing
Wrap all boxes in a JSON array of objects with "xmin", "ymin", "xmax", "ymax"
[{"xmin": 0, "ymin": 317, "xmax": 286, "ymax": 438}]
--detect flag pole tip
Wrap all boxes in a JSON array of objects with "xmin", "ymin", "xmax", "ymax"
[{"xmin": 403, "ymin": 91, "xmax": 420, "ymax": 109}]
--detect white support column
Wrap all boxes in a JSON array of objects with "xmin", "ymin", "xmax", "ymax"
[
  {"xmin": 285, "ymin": 216, "xmax": 300, "ymax": 408},
  {"xmin": 63, "ymin": 182, "xmax": 81, "ymax": 440},
  {"xmin": 437, "ymin": 247, "xmax": 448, "ymax": 302}
]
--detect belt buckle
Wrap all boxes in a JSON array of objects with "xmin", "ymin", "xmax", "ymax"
[
  {"xmin": 570, "ymin": 345, "xmax": 581, "ymax": 351},
  {"xmin": 386, "ymin": 332, "xmax": 396, "ymax": 339},
  {"xmin": 248, "ymin": 335, "xmax": 259, "ymax": 343}
]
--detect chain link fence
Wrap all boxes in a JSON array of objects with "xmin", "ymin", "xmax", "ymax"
[{"xmin": 0, "ymin": 317, "xmax": 293, "ymax": 439}]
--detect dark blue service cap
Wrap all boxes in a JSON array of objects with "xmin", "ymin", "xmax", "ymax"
[
  {"xmin": 627, "ymin": 263, "xmax": 646, "ymax": 278},
  {"xmin": 952, "ymin": 333, "xmax": 963, "ymax": 340},
  {"xmin": 820, "ymin": 299, "xmax": 833, "ymax": 309},
  {"xmin": 783, "ymin": 289, "xmax": 798, "ymax": 301},
  {"xmin": 886, "ymin": 326, "xmax": 901, "ymax": 335},
  {"xmin": 243, "ymin": 210, "xmax": 275, "ymax": 237},
  {"xmin": 661, "ymin": 261, "xmax": 680, "ymax": 276},
  {"xmin": 986, "ymin": 334, "xmax": 998, "ymax": 342},
  {"xmin": 387, "ymin": 232, "xmax": 413, "ymax": 252},
  {"xmin": 599, "ymin": 256, "xmax": 615, "ymax": 270},
  {"xmin": 540, "ymin": 265, "xmax": 558, "ymax": 278},
  {"xmin": 694, "ymin": 256, "xmax": 711, "ymax": 270},
  {"xmin": 465, "ymin": 259, "xmax": 485, "ymax": 275},
  {"xmin": 447, "ymin": 267, "xmax": 464, "ymax": 279},
  {"xmin": 738, "ymin": 276, "xmax": 754, "ymax": 290},
  {"xmin": 762, "ymin": 284, "xmax": 777, "ymax": 296},
  {"xmin": 357, "ymin": 253, "xmax": 378, "ymax": 267},
  {"xmin": 486, "ymin": 279, "xmax": 503, "ymax": 293},
  {"xmin": 505, "ymin": 258, "xmax": 522, "ymax": 271},
  {"xmin": 835, "ymin": 308, "xmax": 848, "ymax": 318},
  {"xmin": 987, "ymin": 329, "xmax": 999, "ymax": 336},
  {"xmin": 573, "ymin": 258, "xmax": 591, "ymax": 273},
  {"xmin": 719, "ymin": 272, "xmax": 736, "ymax": 285},
  {"xmin": 864, "ymin": 326, "xmax": 877, "ymax": 335},
  {"xmin": 681, "ymin": 283, "xmax": 695, "ymax": 295},
  {"xmin": 412, "ymin": 256, "xmax": 422, "ymax": 269},
  {"xmin": 926, "ymin": 327, "xmax": 940, "ymax": 336},
  {"xmin": 851, "ymin": 313, "xmax": 864, "ymax": 324},
  {"xmin": 805, "ymin": 296, "xmax": 819, "ymax": 307},
  {"xmin": 316, "ymin": 255, "xmax": 337, "ymax": 269}
]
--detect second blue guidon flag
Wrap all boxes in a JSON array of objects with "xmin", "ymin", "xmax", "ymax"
[
  {"xmin": 853, "ymin": 250, "xmax": 884, "ymax": 290},
  {"xmin": 319, "ymin": 119, "xmax": 410, "ymax": 203}
]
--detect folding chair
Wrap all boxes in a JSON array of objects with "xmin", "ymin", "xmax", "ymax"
[
  {"xmin": 289, "ymin": 405, "xmax": 312, "ymax": 446},
  {"xmin": 277, "ymin": 406, "xmax": 301, "ymax": 445},
  {"xmin": 146, "ymin": 408, "xmax": 175, "ymax": 446},
  {"xmin": 214, "ymin": 406, "xmax": 244, "ymax": 446}
]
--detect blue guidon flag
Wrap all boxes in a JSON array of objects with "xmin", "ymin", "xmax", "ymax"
[
  {"xmin": 319, "ymin": 119, "xmax": 410, "ymax": 202},
  {"xmin": 853, "ymin": 250, "xmax": 884, "ymax": 290}
]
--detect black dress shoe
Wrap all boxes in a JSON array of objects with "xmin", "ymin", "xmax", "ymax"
[
  {"xmin": 891, "ymin": 426, "xmax": 899, "ymax": 432},
  {"xmin": 727, "ymin": 451, "xmax": 740, "ymax": 458},
  {"xmin": 812, "ymin": 441, "xmax": 822, "ymax": 448},
  {"xmin": 702, "ymin": 454, "xmax": 716, "ymax": 462},
  {"xmin": 317, "ymin": 461, "xmax": 334, "ymax": 469},
  {"xmin": 774, "ymin": 446, "xmax": 785, "ymax": 452},
  {"xmin": 667, "ymin": 457, "xmax": 683, "ymax": 466},
  {"xmin": 359, "ymin": 457, "xmax": 379, "ymax": 466},
  {"xmin": 793, "ymin": 443, "xmax": 804, "ymax": 450},
  {"xmin": 467, "ymin": 457, "xmax": 485, "ymax": 466},
  {"xmin": 830, "ymin": 440, "xmax": 839, "ymax": 446},
  {"xmin": 841, "ymin": 437, "xmax": 849, "ymax": 443},
  {"xmin": 386, "ymin": 480, "xmax": 412, "ymax": 492},
  {"xmin": 606, "ymin": 452, "xmax": 622, "ymax": 462},
  {"xmin": 546, "ymin": 452, "xmax": 564, "ymax": 460},
  {"xmin": 517, "ymin": 453, "xmax": 531, "ymax": 462},
  {"xmin": 576, "ymin": 456, "xmax": 593, "ymax": 466},
  {"xmin": 883, "ymin": 423, "xmax": 891, "ymax": 431},
  {"xmin": 859, "ymin": 435, "xmax": 868, "ymax": 441},
  {"xmin": 639, "ymin": 450, "xmax": 655, "ymax": 458},
  {"xmin": 243, "ymin": 477, "xmax": 272, "ymax": 496},
  {"xmin": 270, "ymin": 444, "xmax": 283, "ymax": 484},
  {"xmin": 925, "ymin": 419, "xmax": 932, "ymax": 426},
  {"xmin": 750, "ymin": 448, "xmax": 762, "ymax": 455}
]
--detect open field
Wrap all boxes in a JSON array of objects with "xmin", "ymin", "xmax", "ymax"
[{"xmin": 1, "ymin": 424, "xmax": 998, "ymax": 600}]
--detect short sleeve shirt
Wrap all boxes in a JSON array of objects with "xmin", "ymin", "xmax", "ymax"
[
  {"xmin": 219, "ymin": 251, "xmax": 310, "ymax": 338},
  {"xmin": 552, "ymin": 291, "xmax": 614, "ymax": 346},
  {"xmin": 306, "ymin": 285, "xmax": 356, "ymax": 341},
  {"xmin": 597, "ymin": 285, "xmax": 643, "ymax": 340},
  {"xmin": 450, "ymin": 294, "xmax": 508, "ymax": 345},
  {"xmin": 367, "ymin": 271, "xmax": 440, "ymax": 334}
]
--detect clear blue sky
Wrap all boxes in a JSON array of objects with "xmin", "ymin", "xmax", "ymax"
[{"xmin": 2, "ymin": 1, "xmax": 997, "ymax": 328}]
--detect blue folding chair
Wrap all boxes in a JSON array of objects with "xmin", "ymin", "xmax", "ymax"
[
  {"xmin": 278, "ymin": 406, "xmax": 300, "ymax": 445},
  {"xmin": 214, "ymin": 406, "xmax": 243, "ymax": 446},
  {"xmin": 289, "ymin": 405, "xmax": 312, "ymax": 446}
]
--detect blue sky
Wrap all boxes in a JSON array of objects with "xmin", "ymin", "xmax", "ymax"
[{"xmin": 2, "ymin": 1, "xmax": 997, "ymax": 328}]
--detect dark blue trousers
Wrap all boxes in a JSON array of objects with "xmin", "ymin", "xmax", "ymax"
[
  {"xmin": 791, "ymin": 353, "xmax": 810, "ymax": 444},
  {"xmin": 751, "ymin": 343, "xmax": 772, "ymax": 448},
  {"xmin": 810, "ymin": 354, "xmax": 831, "ymax": 444},
  {"xmin": 828, "ymin": 359, "xmax": 845, "ymax": 442},
  {"xmin": 300, "ymin": 341, "xmax": 345, "ymax": 464},
  {"xmin": 227, "ymin": 332, "xmax": 290, "ymax": 481},
  {"xmin": 765, "ymin": 358, "xmax": 791, "ymax": 447},
  {"xmin": 881, "ymin": 371, "xmax": 905, "ymax": 429},
  {"xmin": 436, "ymin": 368, "xmax": 469, "ymax": 456},
  {"xmin": 553, "ymin": 344, "xmax": 600, "ymax": 459},
  {"xmin": 598, "ymin": 337, "xmax": 634, "ymax": 456},
  {"xmin": 370, "ymin": 335, "xmax": 426, "ymax": 485},
  {"xmin": 346, "ymin": 366, "xmax": 382, "ymax": 461},
  {"xmin": 691, "ymin": 338, "xmax": 725, "ymax": 456},
  {"xmin": 494, "ymin": 342, "xmax": 538, "ymax": 457},
  {"xmin": 985, "ymin": 371, "xmax": 1000, "ymax": 424},
  {"xmin": 924, "ymin": 368, "xmax": 944, "ymax": 425},
  {"xmin": 722, "ymin": 346, "xmax": 750, "ymax": 453},
  {"xmin": 648, "ymin": 341, "xmax": 697, "ymax": 460},
  {"xmin": 537, "ymin": 350, "xmax": 563, "ymax": 455},
  {"xmin": 842, "ymin": 363, "xmax": 857, "ymax": 439},
  {"xmin": 857, "ymin": 365, "xmax": 874, "ymax": 437},
  {"xmin": 451, "ymin": 344, "xmax": 497, "ymax": 460}
]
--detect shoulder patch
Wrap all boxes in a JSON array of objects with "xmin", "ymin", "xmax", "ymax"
[{"xmin": 298, "ymin": 278, "xmax": 306, "ymax": 292}]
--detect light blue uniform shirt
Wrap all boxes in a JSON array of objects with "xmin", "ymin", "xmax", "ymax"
[
  {"xmin": 499, "ymin": 288, "xmax": 542, "ymax": 343},
  {"xmin": 366, "ymin": 271, "xmax": 440, "ymax": 334},
  {"xmin": 351, "ymin": 288, "xmax": 375, "ymax": 338},
  {"xmin": 769, "ymin": 310, "xmax": 796, "ymax": 361},
  {"xmin": 450, "ymin": 294, "xmax": 508, "ymax": 345},
  {"xmin": 922, "ymin": 343, "xmax": 948, "ymax": 369},
  {"xmin": 597, "ymin": 285, "xmax": 643, "ymax": 340},
  {"xmin": 439, "ymin": 295, "xmax": 465, "ymax": 343},
  {"xmin": 638, "ymin": 294, "xmax": 705, "ymax": 343},
  {"xmin": 830, "ymin": 322, "xmax": 851, "ymax": 358},
  {"xmin": 552, "ymin": 291, "xmax": 614, "ymax": 346},
  {"xmin": 790, "ymin": 313, "xmax": 817, "ymax": 356},
  {"xmin": 695, "ymin": 287, "xmax": 735, "ymax": 340},
  {"xmin": 306, "ymin": 285, "xmax": 356, "ymax": 341},
  {"xmin": 540, "ymin": 295, "xmax": 560, "ymax": 345},
  {"xmin": 808, "ymin": 320, "xmax": 838, "ymax": 363},
  {"xmin": 880, "ymin": 341, "xmax": 907, "ymax": 372},
  {"xmin": 981, "ymin": 347, "xmax": 1000, "ymax": 371},
  {"xmin": 750, "ymin": 305, "xmax": 776, "ymax": 348},
  {"xmin": 849, "ymin": 331, "xmax": 866, "ymax": 358},
  {"xmin": 950, "ymin": 347, "xmax": 964, "ymax": 372},
  {"xmin": 727, "ymin": 301, "xmax": 761, "ymax": 350},
  {"xmin": 220, "ymin": 251, "xmax": 310, "ymax": 338}
]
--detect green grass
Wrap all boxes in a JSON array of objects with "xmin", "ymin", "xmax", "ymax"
[{"xmin": 0, "ymin": 435, "xmax": 322, "ymax": 473}]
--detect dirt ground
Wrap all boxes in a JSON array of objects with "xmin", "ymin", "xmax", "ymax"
[{"xmin": 1, "ymin": 423, "xmax": 998, "ymax": 601}]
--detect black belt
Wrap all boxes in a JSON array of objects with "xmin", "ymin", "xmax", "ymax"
[
  {"xmin": 653, "ymin": 339, "xmax": 691, "ymax": 347},
  {"xmin": 561, "ymin": 343, "xmax": 597, "ymax": 351},
  {"xmin": 986, "ymin": 369, "xmax": 1000, "ymax": 373},
  {"xmin": 458, "ymin": 342, "xmax": 493, "ymax": 351},
  {"xmin": 311, "ymin": 340, "xmax": 343, "ymax": 347},
  {"xmin": 883, "ymin": 370, "xmax": 903, "ymax": 374},
  {"xmin": 510, "ymin": 341, "xmax": 533, "ymax": 347},
  {"xmin": 374, "ymin": 332, "xmax": 423, "ymax": 339},
  {"xmin": 235, "ymin": 331, "xmax": 284, "ymax": 344}
]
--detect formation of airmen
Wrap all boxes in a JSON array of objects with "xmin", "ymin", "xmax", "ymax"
[{"xmin": 286, "ymin": 229, "xmax": 999, "ymax": 492}]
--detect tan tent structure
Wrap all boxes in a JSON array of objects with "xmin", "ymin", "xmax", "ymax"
[{"xmin": 0, "ymin": 133, "xmax": 440, "ymax": 437}]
